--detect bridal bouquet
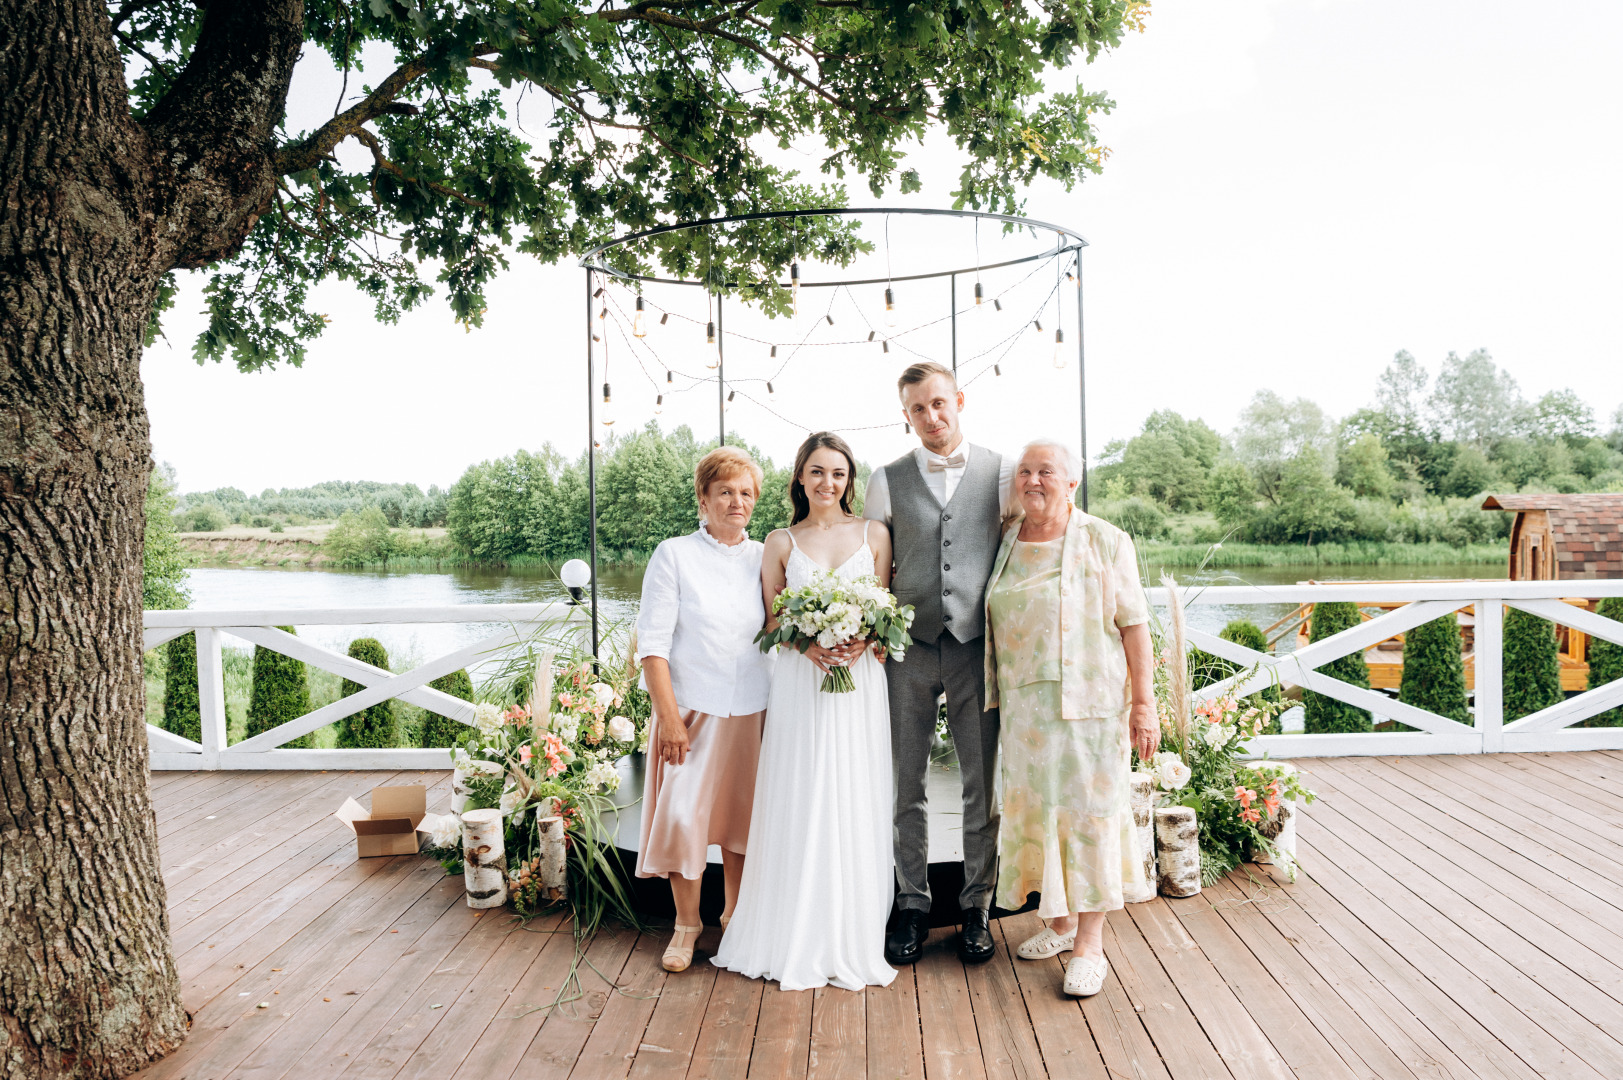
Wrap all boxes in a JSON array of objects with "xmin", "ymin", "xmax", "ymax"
[{"xmin": 756, "ymin": 570, "xmax": 915, "ymax": 693}]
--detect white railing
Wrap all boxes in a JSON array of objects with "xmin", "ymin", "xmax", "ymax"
[
  {"xmin": 143, "ymin": 604, "xmax": 587, "ymax": 770},
  {"xmin": 1156, "ymin": 579, "xmax": 1623, "ymax": 757},
  {"xmin": 144, "ymin": 579, "xmax": 1623, "ymax": 769}
]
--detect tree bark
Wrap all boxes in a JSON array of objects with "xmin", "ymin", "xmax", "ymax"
[{"xmin": 0, "ymin": 2, "xmax": 303, "ymax": 1076}]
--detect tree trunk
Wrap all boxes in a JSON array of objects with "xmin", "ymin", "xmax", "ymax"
[
  {"xmin": 461, "ymin": 809, "xmax": 509, "ymax": 909},
  {"xmin": 0, "ymin": 3, "xmax": 302, "ymax": 1076}
]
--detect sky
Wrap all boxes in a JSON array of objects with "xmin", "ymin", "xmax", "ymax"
[{"xmin": 140, "ymin": 0, "xmax": 1623, "ymax": 495}]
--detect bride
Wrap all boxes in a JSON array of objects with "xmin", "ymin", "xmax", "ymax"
[{"xmin": 712, "ymin": 432, "xmax": 898, "ymax": 991}]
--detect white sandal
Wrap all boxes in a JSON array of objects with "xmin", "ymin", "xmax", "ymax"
[
  {"xmin": 1016, "ymin": 926, "xmax": 1077, "ymax": 960},
  {"xmin": 662, "ymin": 924, "xmax": 703, "ymax": 972},
  {"xmin": 1063, "ymin": 954, "xmax": 1109, "ymax": 998}
]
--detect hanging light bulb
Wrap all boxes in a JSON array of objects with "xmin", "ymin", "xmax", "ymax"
[
  {"xmin": 665, "ymin": 369, "xmax": 673, "ymax": 384},
  {"xmin": 725, "ymin": 390, "xmax": 736, "ymax": 412},
  {"xmin": 824, "ymin": 313, "xmax": 834, "ymax": 326},
  {"xmin": 790, "ymin": 261, "xmax": 800, "ymax": 314},
  {"xmin": 867, "ymin": 331, "xmax": 876, "ymax": 342},
  {"xmin": 598, "ymin": 305, "xmax": 607, "ymax": 321},
  {"xmin": 600, "ymin": 382, "xmax": 615, "ymax": 426},
  {"xmin": 974, "ymin": 282, "xmax": 984, "ymax": 306},
  {"xmin": 884, "ymin": 287, "xmax": 897, "ymax": 327},
  {"xmin": 769, "ymin": 345, "xmax": 777, "ymax": 359},
  {"xmin": 993, "ymin": 363, "xmax": 1003, "ymax": 377},
  {"xmin": 882, "ymin": 340, "xmax": 890, "ymax": 354},
  {"xmin": 654, "ymin": 394, "xmax": 664, "ymax": 415},
  {"xmin": 593, "ymin": 286, "xmax": 604, "ymax": 298},
  {"xmin": 993, "ymin": 298, "xmax": 1003, "ymax": 312},
  {"xmin": 767, "ymin": 381, "xmax": 777, "ymax": 402},
  {"xmin": 705, "ymin": 319, "xmax": 719, "ymax": 369},
  {"xmin": 706, "ymin": 320, "xmax": 715, "ymax": 345},
  {"xmin": 660, "ymin": 312, "xmax": 670, "ymax": 326},
  {"xmin": 1053, "ymin": 328, "xmax": 1067, "ymax": 369},
  {"xmin": 1033, "ymin": 318, "xmax": 1044, "ymax": 333},
  {"xmin": 633, "ymin": 296, "xmax": 647, "ymax": 338}
]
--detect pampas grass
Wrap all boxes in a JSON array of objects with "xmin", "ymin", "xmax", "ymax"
[{"xmin": 1160, "ymin": 572, "xmax": 1193, "ymax": 754}]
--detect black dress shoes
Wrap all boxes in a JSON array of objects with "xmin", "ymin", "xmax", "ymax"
[
  {"xmin": 958, "ymin": 908, "xmax": 995, "ymax": 964},
  {"xmin": 885, "ymin": 909, "xmax": 930, "ymax": 966}
]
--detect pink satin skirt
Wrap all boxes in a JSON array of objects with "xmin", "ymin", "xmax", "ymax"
[{"xmin": 635, "ymin": 708, "xmax": 766, "ymax": 880}]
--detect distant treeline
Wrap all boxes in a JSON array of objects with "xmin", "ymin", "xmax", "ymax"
[{"xmin": 176, "ymin": 479, "xmax": 448, "ymax": 531}]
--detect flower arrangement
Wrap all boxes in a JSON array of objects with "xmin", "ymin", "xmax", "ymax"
[
  {"xmin": 755, "ymin": 570, "xmax": 915, "ymax": 692},
  {"xmin": 417, "ymin": 622, "xmax": 654, "ymax": 932},
  {"xmin": 1139, "ymin": 573, "xmax": 1316, "ymax": 885}
]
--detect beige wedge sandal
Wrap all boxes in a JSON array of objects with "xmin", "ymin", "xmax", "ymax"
[{"xmin": 662, "ymin": 924, "xmax": 704, "ymax": 972}]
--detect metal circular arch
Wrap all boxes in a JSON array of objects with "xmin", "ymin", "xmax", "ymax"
[{"xmin": 578, "ymin": 205, "xmax": 1088, "ymax": 289}]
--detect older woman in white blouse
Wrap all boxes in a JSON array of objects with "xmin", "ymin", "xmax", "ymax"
[{"xmin": 635, "ymin": 446, "xmax": 775, "ymax": 973}]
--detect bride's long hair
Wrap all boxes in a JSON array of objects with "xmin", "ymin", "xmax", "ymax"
[{"xmin": 789, "ymin": 432, "xmax": 859, "ymax": 525}]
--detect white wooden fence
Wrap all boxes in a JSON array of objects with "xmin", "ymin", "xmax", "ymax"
[
  {"xmin": 143, "ymin": 579, "xmax": 1623, "ymax": 769},
  {"xmin": 143, "ymin": 603, "xmax": 586, "ymax": 770},
  {"xmin": 1161, "ymin": 578, "xmax": 1623, "ymax": 757}
]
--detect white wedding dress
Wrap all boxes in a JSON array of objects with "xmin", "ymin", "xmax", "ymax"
[{"xmin": 711, "ymin": 526, "xmax": 898, "ymax": 991}]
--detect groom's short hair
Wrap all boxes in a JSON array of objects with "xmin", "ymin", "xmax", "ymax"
[{"xmin": 896, "ymin": 362, "xmax": 956, "ymax": 397}]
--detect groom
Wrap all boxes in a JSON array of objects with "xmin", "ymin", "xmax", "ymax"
[{"xmin": 865, "ymin": 361, "xmax": 1013, "ymax": 965}]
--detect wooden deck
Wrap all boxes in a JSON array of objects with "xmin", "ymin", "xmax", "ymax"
[{"xmin": 136, "ymin": 753, "xmax": 1623, "ymax": 1080}]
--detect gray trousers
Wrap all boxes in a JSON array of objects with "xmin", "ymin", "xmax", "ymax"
[{"xmin": 886, "ymin": 633, "xmax": 1000, "ymax": 913}]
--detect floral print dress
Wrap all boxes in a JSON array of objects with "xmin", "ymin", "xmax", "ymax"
[{"xmin": 987, "ymin": 537, "xmax": 1146, "ymax": 917}]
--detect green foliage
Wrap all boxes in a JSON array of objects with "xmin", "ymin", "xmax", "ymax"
[
  {"xmin": 1094, "ymin": 411, "xmax": 1222, "ymax": 510},
  {"xmin": 337, "ymin": 638, "xmax": 399, "ymax": 749},
  {"xmin": 1206, "ymin": 460, "xmax": 1258, "ymax": 533},
  {"xmin": 1584, "ymin": 597, "xmax": 1623, "ymax": 727},
  {"xmin": 324, "ymin": 507, "xmax": 395, "ymax": 565},
  {"xmin": 1303, "ymin": 602, "xmax": 1372, "ymax": 734},
  {"xmin": 162, "ymin": 632, "xmax": 201, "ymax": 743},
  {"xmin": 123, "ymin": 0, "xmax": 1136, "ymax": 369},
  {"xmin": 1252, "ymin": 447, "xmax": 1356, "ymax": 544},
  {"xmin": 1337, "ymin": 432, "xmax": 1394, "ymax": 499},
  {"xmin": 1442, "ymin": 445, "xmax": 1498, "ymax": 497},
  {"xmin": 144, "ymin": 464, "xmax": 190, "ymax": 610},
  {"xmin": 1398, "ymin": 615, "xmax": 1468, "ymax": 725},
  {"xmin": 246, "ymin": 627, "xmax": 313, "ymax": 749},
  {"xmin": 421, "ymin": 669, "xmax": 475, "ymax": 748},
  {"xmin": 1094, "ymin": 496, "xmax": 1167, "ymax": 541},
  {"xmin": 1188, "ymin": 620, "xmax": 1284, "ymax": 734},
  {"xmin": 1503, "ymin": 607, "xmax": 1562, "ymax": 722},
  {"xmin": 180, "ymin": 502, "xmax": 229, "ymax": 532},
  {"xmin": 180, "ymin": 480, "xmax": 447, "ymax": 527}
]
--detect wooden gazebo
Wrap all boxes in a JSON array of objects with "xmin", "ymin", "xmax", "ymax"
[{"xmin": 1480, "ymin": 493, "xmax": 1623, "ymax": 580}]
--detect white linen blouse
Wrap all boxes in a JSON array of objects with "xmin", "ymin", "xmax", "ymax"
[{"xmin": 635, "ymin": 526, "xmax": 775, "ymax": 717}]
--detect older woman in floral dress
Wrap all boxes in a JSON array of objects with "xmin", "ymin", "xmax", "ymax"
[{"xmin": 984, "ymin": 438, "xmax": 1160, "ymax": 997}]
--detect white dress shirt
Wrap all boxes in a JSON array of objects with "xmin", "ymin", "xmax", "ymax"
[
  {"xmin": 635, "ymin": 526, "xmax": 775, "ymax": 717},
  {"xmin": 862, "ymin": 439, "xmax": 1017, "ymax": 524}
]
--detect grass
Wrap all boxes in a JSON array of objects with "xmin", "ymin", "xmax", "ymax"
[{"xmin": 1137, "ymin": 540, "xmax": 1506, "ymax": 568}]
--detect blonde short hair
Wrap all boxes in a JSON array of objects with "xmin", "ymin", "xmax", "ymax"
[
  {"xmin": 896, "ymin": 361, "xmax": 957, "ymax": 398},
  {"xmin": 693, "ymin": 445, "xmax": 764, "ymax": 510}
]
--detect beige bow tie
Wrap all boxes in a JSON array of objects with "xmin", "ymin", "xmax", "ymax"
[{"xmin": 926, "ymin": 453, "xmax": 966, "ymax": 472}]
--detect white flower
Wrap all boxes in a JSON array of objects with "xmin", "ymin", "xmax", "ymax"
[
  {"xmin": 462, "ymin": 758, "xmax": 504, "ymax": 778},
  {"xmin": 554, "ymin": 714, "xmax": 580, "ymax": 741},
  {"xmin": 608, "ymin": 715, "xmax": 635, "ymax": 743},
  {"xmin": 1151, "ymin": 751, "xmax": 1191, "ymax": 791},
  {"xmin": 500, "ymin": 788, "xmax": 521, "ymax": 813},
  {"xmin": 473, "ymin": 702, "xmax": 504, "ymax": 738},
  {"xmin": 585, "ymin": 761, "xmax": 620, "ymax": 792},
  {"xmin": 588, "ymin": 683, "xmax": 616, "ymax": 708},
  {"xmin": 427, "ymin": 813, "xmax": 461, "ymax": 848}
]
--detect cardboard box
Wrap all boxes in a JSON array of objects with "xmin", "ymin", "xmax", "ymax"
[{"xmin": 334, "ymin": 785, "xmax": 429, "ymax": 857}]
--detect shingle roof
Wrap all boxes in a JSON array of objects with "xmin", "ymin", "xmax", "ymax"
[{"xmin": 1482, "ymin": 493, "xmax": 1623, "ymax": 579}]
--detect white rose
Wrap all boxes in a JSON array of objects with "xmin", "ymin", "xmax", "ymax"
[
  {"xmin": 554, "ymin": 715, "xmax": 580, "ymax": 741},
  {"xmin": 499, "ymin": 788, "xmax": 520, "ymax": 813},
  {"xmin": 1156, "ymin": 758, "xmax": 1192, "ymax": 791},
  {"xmin": 585, "ymin": 761, "xmax": 620, "ymax": 792},
  {"xmin": 588, "ymin": 683, "xmax": 616, "ymax": 708},
  {"xmin": 608, "ymin": 715, "xmax": 635, "ymax": 743},
  {"xmin": 428, "ymin": 813, "xmax": 461, "ymax": 848}
]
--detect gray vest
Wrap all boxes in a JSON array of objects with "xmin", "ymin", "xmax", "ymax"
[{"xmin": 886, "ymin": 446, "xmax": 1003, "ymax": 645}]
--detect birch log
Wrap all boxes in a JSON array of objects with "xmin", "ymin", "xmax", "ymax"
[
  {"xmin": 461, "ymin": 808, "xmax": 508, "ymax": 909},
  {"xmin": 451, "ymin": 759, "xmax": 502, "ymax": 814},
  {"xmin": 1254, "ymin": 763, "xmax": 1299, "ymax": 866},
  {"xmin": 1124, "ymin": 774, "xmax": 1158, "ymax": 904},
  {"xmin": 1155, "ymin": 806, "xmax": 1202, "ymax": 898},
  {"xmin": 537, "ymin": 815, "xmax": 568, "ymax": 903}
]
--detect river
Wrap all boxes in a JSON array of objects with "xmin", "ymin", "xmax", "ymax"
[{"xmin": 182, "ymin": 559, "xmax": 1502, "ymax": 669}]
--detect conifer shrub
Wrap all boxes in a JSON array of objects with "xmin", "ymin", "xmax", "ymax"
[
  {"xmin": 421, "ymin": 669, "xmax": 475, "ymax": 748},
  {"xmin": 338, "ymin": 637, "xmax": 399, "ymax": 748},
  {"xmin": 1188, "ymin": 619, "xmax": 1286, "ymax": 734},
  {"xmin": 247, "ymin": 627, "xmax": 312, "ymax": 748},
  {"xmin": 1397, "ymin": 614, "xmax": 1468, "ymax": 726},
  {"xmin": 1503, "ymin": 607, "xmax": 1562, "ymax": 722},
  {"xmin": 162, "ymin": 632, "xmax": 201, "ymax": 743},
  {"xmin": 1303, "ymin": 601, "xmax": 1372, "ymax": 733},
  {"xmin": 1585, "ymin": 597, "xmax": 1623, "ymax": 727}
]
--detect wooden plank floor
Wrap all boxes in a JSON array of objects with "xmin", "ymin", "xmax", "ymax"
[{"xmin": 134, "ymin": 752, "xmax": 1623, "ymax": 1079}]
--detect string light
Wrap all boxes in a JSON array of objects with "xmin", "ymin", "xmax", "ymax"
[
  {"xmin": 654, "ymin": 394, "xmax": 664, "ymax": 415},
  {"xmin": 994, "ymin": 363, "xmax": 1003, "ymax": 376},
  {"xmin": 725, "ymin": 390, "xmax": 736, "ymax": 412},
  {"xmin": 660, "ymin": 312, "xmax": 670, "ymax": 326},
  {"xmin": 706, "ymin": 321, "xmax": 715, "ymax": 345},
  {"xmin": 993, "ymin": 298, "xmax": 1003, "ymax": 312},
  {"xmin": 770, "ymin": 345, "xmax": 777, "ymax": 358},
  {"xmin": 593, "ymin": 286, "xmax": 604, "ymax": 298},
  {"xmin": 974, "ymin": 282, "xmax": 984, "ymax": 306},
  {"xmin": 767, "ymin": 381, "xmax": 777, "ymax": 402},
  {"xmin": 600, "ymin": 382, "xmax": 615, "ymax": 427},
  {"xmin": 598, "ymin": 306, "xmax": 607, "ymax": 321},
  {"xmin": 790, "ymin": 261, "xmax": 800, "ymax": 314},
  {"xmin": 665, "ymin": 369, "xmax": 673, "ymax": 384},
  {"xmin": 884, "ymin": 287, "xmax": 896, "ymax": 328},
  {"xmin": 824, "ymin": 314, "xmax": 835, "ymax": 326},
  {"xmin": 1053, "ymin": 327, "xmax": 1067, "ymax": 369},
  {"xmin": 1033, "ymin": 318, "xmax": 1043, "ymax": 333},
  {"xmin": 882, "ymin": 340, "xmax": 890, "ymax": 354},
  {"xmin": 867, "ymin": 331, "xmax": 876, "ymax": 342},
  {"xmin": 633, "ymin": 296, "xmax": 646, "ymax": 337}
]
